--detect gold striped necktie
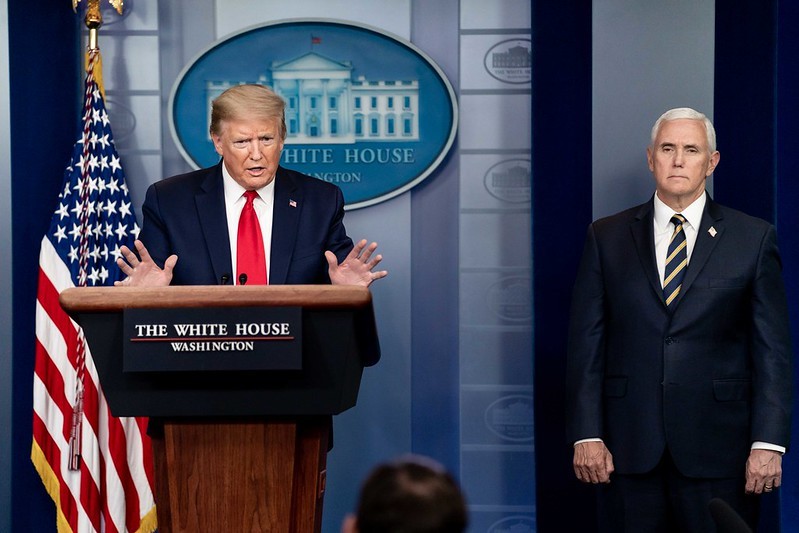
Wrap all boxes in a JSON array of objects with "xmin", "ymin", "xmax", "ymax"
[{"xmin": 663, "ymin": 214, "xmax": 687, "ymax": 306}]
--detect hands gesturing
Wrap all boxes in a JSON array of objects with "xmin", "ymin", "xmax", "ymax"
[
  {"xmin": 114, "ymin": 239, "xmax": 177, "ymax": 287},
  {"xmin": 326, "ymin": 239, "xmax": 388, "ymax": 287}
]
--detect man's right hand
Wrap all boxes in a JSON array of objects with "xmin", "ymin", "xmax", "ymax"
[
  {"xmin": 115, "ymin": 239, "xmax": 177, "ymax": 287},
  {"xmin": 573, "ymin": 440, "xmax": 614, "ymax": 484}
]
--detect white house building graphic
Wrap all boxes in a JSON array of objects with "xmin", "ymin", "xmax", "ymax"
[{"xmin": 206, "ymin": 52, "xmax": 420, "ymax": 144}]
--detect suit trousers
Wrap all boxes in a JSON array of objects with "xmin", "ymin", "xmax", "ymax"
[{"xmin": 597, "ymin": 449, "xmax": 760, "ymax": 532}]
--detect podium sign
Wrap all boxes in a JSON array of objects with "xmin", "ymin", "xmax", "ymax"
[{"xmin": 123, "ymin": 306, "xmax": 302, "ymax": 372}]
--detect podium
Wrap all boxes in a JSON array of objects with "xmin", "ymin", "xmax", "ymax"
[{"xmin": 59, "ymin": 285, "xmax": 380, "ymax": 533}]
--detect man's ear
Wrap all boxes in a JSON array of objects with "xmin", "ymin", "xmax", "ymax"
[
  {"xmin": 646, "ymin": 146, "xmax": 655, "ymax": 172},
  {"xmin": 706, "ymin": 150, "xmax": 720, "ymax": 176},
  {"xmin": 341, "ymin": 514, "xmax": 358, "ymax": 533}
]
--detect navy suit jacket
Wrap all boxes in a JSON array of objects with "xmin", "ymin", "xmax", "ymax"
[
  {"xmin": 566, "ymin": 194, "xmax": 793, "ymax": 478},
  {"xmin": 138, "ymin": 162, "xmax": 354, "ymax": 286}
]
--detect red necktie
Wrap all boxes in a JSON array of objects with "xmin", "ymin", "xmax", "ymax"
[{"xmin": 236, "ymin": 190, "xmax": 267, "ymax": 285}]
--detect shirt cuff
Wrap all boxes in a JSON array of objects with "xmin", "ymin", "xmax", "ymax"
[
  {"xmin": 574, "ymin": 438, "xmax": 603, "ymax": 447},
  {"xmin": 751, "ymin": 441, "xmax": 786, "ymax": 454}
]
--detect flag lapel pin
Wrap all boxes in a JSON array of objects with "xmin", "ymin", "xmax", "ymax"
[{"xmin": 708, "ymin": 226, "xmax": 717, "ymax": 237}]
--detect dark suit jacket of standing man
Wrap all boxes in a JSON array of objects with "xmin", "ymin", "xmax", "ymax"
[
  {"xmin": 138, "ymin": 161, "xmax": 354, "ymax": 286},
  {"xmin": 566, "ymin": 193, "xmax": 793, "ymax": 478}
]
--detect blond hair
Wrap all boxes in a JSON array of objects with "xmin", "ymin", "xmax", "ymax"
[{"xmin": 210, "ymin": 84, "xmax": 287, "ymax": 140}]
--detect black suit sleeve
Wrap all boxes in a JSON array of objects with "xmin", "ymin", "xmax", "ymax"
[
  {"xmin": 565, "ymin": 223, "xmax": 608, "ymax": 444},
  {"xmin": 749, "ymin": 225, "xmax": 793, "ymax": 448}
]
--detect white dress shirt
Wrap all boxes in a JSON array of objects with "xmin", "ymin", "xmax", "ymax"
[{"xmin": 221, "ymin": 164, "xmax": 275, "ymax": 284}]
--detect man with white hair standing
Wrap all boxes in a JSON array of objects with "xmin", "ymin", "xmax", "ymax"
[{"xmin": 566, "ymin": 107, "xmax": 793, "ymax": 531}]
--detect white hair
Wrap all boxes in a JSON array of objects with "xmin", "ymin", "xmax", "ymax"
[{"xmin": 650, "ymin": 107, "xmax": 717, "ymax": 152}]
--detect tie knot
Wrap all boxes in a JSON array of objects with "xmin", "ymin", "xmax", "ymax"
[
  {"xmin": 244, "ymin": 190, "xmax": 258, "ymax": 205},
  {"xmin": 671, "ymin": 214, "xmax": 686, "ymax": 227}
]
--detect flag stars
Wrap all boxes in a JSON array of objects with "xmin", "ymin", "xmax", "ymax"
[
  {"xmin": 89, "ymin": 245, "xmax": 101, "ymax": 263},
  {"xmin": 69, "ymin": 223, "xmax": 83, "ymax": 241},
  {"xmin": 56, "ymin": 203, "xmax": 70, "ymax": 220},
  {"xmin": 68, "ymin": 246, "xmax": 79, "ymax": 263},
  {"xmin": 109, "ymin": 155, "xmax": 122, "ymax": 175},
  {"xmin": 114, "ymin": 222, "xmax": 128, "ymax": 240},
  {"xmin": 70, "ymin": 201, "xmax": 85, "ymax": 218},
  {"xmin": 87, "ymin": 267, "xmax": 100, "ymax": 285},
  {"xmin": 87, "ymin": 155, "xmax": 100, "ymax": 173},
  {"xmin": 103, "ymin": 199, "xmax": 117, "ymax": 215},
  {"xmin": 76, "ymin": 155, "xmax": 87, "ymax": 174},
  {"xmin": 119, "ymin": 201, "xmax": 131, "ymax": 218},
  {"xmin": 54, "ymin": 225, "xmax": 68, "ymax": 242}
]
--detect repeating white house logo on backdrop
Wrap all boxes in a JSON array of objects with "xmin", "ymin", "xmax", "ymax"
[
  {"xmin": 487, "ymin": 276, "xmax": 532, "ymax": 321},
  {"xmin": 484, "ymin": 159, "xmax": 531, "ymax": 203},
  {"xmin": 169, "ymin": 19, "xmax": 458, "ymax": 209},
  {"xmin": 484, "ymin": 38, "xmax": 532, "ymax": 84},
  {"xmin": 485, "ymin": 395, "xmax": 534, "ymax": 442}
]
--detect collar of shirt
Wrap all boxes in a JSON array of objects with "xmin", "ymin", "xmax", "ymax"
[{"xmin": 653, "ymin": 191, "xmax": 706, "ymax": 234}]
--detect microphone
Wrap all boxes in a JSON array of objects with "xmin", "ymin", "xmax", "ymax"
[
  {"xmin": 220, "ymin": 273, "xmax": 231, "ymax": 285},
  {"xmin": 238, "ymin": 273, "xmax": 248, "ymax": 286},
  {"xmin": 708, "ymin": 498, "xmax": 752, "ymax": 533}
]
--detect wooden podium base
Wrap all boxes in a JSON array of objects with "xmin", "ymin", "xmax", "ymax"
[{"xmin": 151, "ymin": 418, "xmax": 329, "ymax": 533}]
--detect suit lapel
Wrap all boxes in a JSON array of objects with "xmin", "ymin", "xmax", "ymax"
[
  {"xmin": 269, "ymin": 167, "xmax": 301, "ymax": 285},
  {"xmin": 630, "ymin": 200, "xmax": 664, "ymax": 302},
  {"xmin": 674, "ymin": 197, "xmax": 724, "ymax": 306},
  {"xmin": 195, "ymin": 162, "xmax": 232, "ymax": 283}
]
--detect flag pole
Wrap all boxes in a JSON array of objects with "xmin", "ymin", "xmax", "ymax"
[{"xmin": 67, "ymin": 0, "xmax": 124, "ymax": 471}]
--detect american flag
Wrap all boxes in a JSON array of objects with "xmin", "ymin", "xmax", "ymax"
[{"xmin": 31, "ymin": 49, "xmax": 157, "ymax": 533}]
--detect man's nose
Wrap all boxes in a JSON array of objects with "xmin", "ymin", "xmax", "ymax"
[
  {"xmin": 249, "ymin": 141, "xmax": 263, "ymax": 159},
  {"xmin": 673, "ymin": 150, "xmax": 685, "ymax": 167}
]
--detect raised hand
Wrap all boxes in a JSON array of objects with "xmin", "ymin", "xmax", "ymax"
[
  {"xmin": 114, "ymin": 239, "xmax": 178, "ymax": 287},
  {"xmin": 325, "ymin": 239, "xmax": 388, "ymax": 287}
]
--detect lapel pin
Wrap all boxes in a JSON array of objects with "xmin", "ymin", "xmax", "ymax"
[
  {"xmin": 289, "ymin": 199, "xmax": 297, "ymax": 208},
  {"xmin": 708, "ymin": 226, "xmax": 717, "ymax": 237}
]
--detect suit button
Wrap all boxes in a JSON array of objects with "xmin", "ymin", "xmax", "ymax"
[{"xmin": 665, "ymin": 337, "xmax": 675, "ymax": 345}]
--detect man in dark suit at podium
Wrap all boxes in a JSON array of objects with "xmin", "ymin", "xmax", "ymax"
[
  {"xmin": 115, "ymin": 83, "xmax": 386, "ymax": 288},
  {"xmin": 566, "ymin": 107, "xmax": 793, "ymax": 531}
]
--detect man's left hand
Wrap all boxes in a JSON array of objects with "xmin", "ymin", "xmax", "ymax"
[
  {"xmin": 326, "ymin": 239, "xmax": 388, "ymax": 287},
  {"xmin": 745, "ymin": 449, "xmax": 782, "ymax": 494}
]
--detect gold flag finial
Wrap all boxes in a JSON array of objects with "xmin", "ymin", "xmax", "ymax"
[{"xmin": 72, "ymin": 0, "xmax": 124, "ymax": 49}]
